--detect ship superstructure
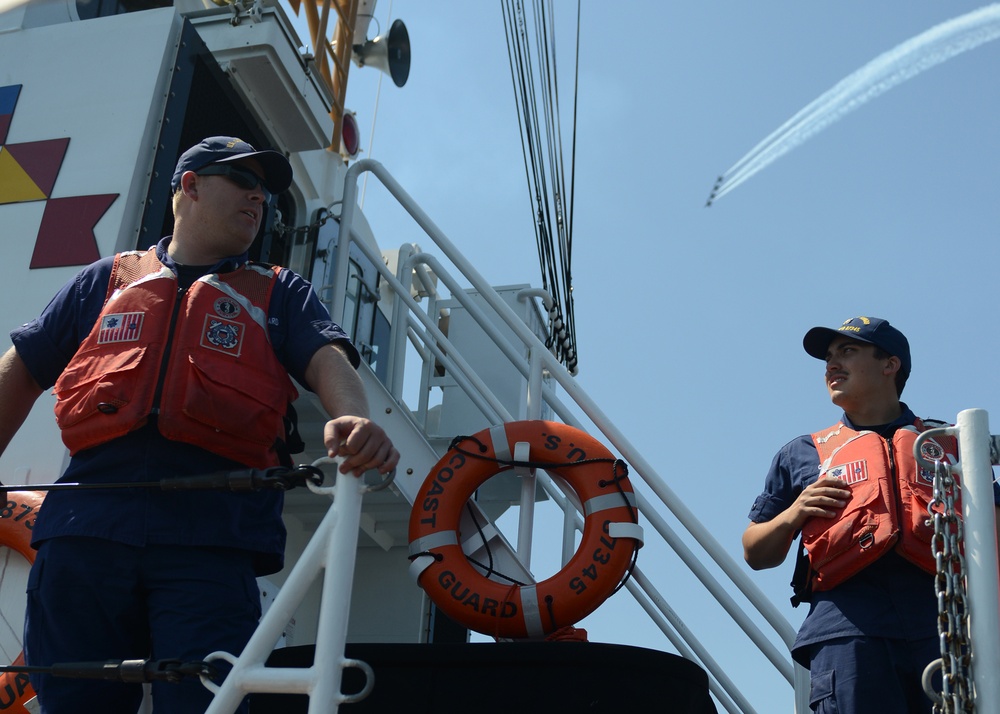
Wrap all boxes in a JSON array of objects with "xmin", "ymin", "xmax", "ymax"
[{"xmin": 0, "ymin": 2, "xmax": 997, "ymax": 713}]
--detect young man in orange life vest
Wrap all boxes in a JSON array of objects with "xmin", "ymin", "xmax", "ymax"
[
  {"xmin": 743, "ymin": 316, "xmax": 1000, "ymax": 714},
  {"xmin": 0, "ymin": 137, "xmax": 400, "ymax": 714}
]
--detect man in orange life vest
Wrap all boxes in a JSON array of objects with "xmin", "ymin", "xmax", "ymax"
[
  {"xmin": 0, "ymin": 137, "xmax": 399, "ymax": 713},
  {"xmin": 743, "ymin": 316, "xmax": 1000, "ymax": 714}
]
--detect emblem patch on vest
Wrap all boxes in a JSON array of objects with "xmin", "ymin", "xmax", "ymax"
[
  {"xmin": 214, "ymin": 297, "xmax": 241, "ymax": 319},
  {"xmin": 201, "ymin": 315, "xmax": 242, "ymax": 356},
  {"xmin": 98, "ymin": 312, "xmax": 144, "ymax": 344},
  {"xmin": 829, "ymin": 459, "xmax": 868, "ymax": 485},
  {"xmin": 919, "ymin": 440, "xmax": 945, "ymax": 462},
  {"xmin": 917, "ymin": 440, "xmax": 946, "ymax": 486}
]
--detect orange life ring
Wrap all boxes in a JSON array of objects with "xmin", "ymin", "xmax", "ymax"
[
  {"xmin": 408, "ymin": 421, "xmax": 641, "ymax": 639},
  {"xmin": 0, "ymin": 490, "xmax": 43, "ymax": 713}
]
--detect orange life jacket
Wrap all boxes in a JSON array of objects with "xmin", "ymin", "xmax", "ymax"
[
  {"xmin": 800, "ymin": 419, "xmax": 957, "ymax": 593},
  {"xmin": 53, "ymin": 248, "xmax": 299, "ymax": 468}
]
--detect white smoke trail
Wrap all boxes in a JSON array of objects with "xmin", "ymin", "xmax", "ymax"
[
  {"xmin": 0, "ymin": 0, "xmax": 31, "ymax": 12},
  {"xmin": 707, "ymin": 4, "xmax": 1000, "ymax": 205}
]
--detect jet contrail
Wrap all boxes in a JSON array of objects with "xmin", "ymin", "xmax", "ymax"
[
  {"xmin": 707, "ymin": 4, "xmax": 1000, "ymax": 205},
  {"xmin": 0, "ymin": 0, "xmax": 30, "ymax": 12}
]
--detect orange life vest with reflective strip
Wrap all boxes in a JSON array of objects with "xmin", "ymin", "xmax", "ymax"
[
  {"xmin": 801, "ymin": 419, "xmax": 957, "ymax": 593},
  {"xmin": 53, "ymin": 248, "xmax": 299, "ymax": 468}
]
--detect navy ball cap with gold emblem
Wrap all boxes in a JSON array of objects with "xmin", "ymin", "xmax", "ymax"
[
  {"xmin": 171, "ymin": 136, "xmax": 292, "ymax": 194},
  {"xmin": 803, "ymin": 316, "xmax": 911, "ymax": 378}
]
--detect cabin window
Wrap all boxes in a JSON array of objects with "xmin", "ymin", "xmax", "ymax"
[{"xmin": 308, "ymin": 215, "xmax": 385, "ymax": 382}]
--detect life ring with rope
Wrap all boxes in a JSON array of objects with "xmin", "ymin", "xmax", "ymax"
[
  {"xmin": 408, "ymin": 421, "xmax": 642, "ymax": 639},
  {"xmin": 0, "ymin": 489, "xmax": 43, "ymax": 713}
]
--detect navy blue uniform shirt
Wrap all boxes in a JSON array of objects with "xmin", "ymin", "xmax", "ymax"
[
  {"xmin": 11, "ymin": 237, "xmax": 359, "ymax": 575},
  {"xmin": 749, "ymin": 405, "xmax": 1000, "ymax": 666}
]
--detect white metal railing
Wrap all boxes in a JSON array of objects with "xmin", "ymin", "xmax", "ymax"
[
  {"xmin": 961, "ymin": 410, "xmax": 1000, "ymax": 714},
  {"xmin": 202, "ymin": 458, "xmax": 374, "ymax": 714},
  {"xmin": 194, "ymin": 161, "xmax": 1000, "ymax": 714},
  {"xmin": 214, "ymin": 158, "xmax": 1000, "ymax": 714},
  {"xmin": 329, "ymin": 159, "xmax": 808, "ymax": 713},
  {"xmin": 914, "ymin": 409, "xmax": 1000, "ymax": 714}
]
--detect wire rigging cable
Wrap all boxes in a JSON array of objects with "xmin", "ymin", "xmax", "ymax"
[{"xmin": 501, "ymin": 0, "xmax": 580, "ymax": 374}]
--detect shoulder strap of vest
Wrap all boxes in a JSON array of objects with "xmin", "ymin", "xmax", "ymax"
[
  {"xmin": 812, "ymin": 422, "xmax": 875, "ymax": 478},
  {"xmin": 217, "ymin": 262, "xmax": 281, "ymax": 309},
  {"xmin": 812, "ymin": 422, "xmax": 845, "ymax": 446},
  {"xmin": 106, "ymin": 248, "xmax": 163, "ymax": 305}
]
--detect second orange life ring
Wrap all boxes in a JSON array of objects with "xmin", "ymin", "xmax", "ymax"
[
  {"xmin": 408, "ymin": 421, "xmax": 641, "ymax": 639},
  {"xmin": 0, "ymin": 490, "xmax": 43, "ymax": 713}
]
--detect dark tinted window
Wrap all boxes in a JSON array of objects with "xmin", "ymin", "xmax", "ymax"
[{"xmin": 76, "ymin": 0, "xmax": 171, "ymax": 21}]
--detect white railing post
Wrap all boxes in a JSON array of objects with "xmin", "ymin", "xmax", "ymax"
[
  {"xmin": 514, "ymin": 341, "xmax": 548, "ymax": 565},
  {"xmin": 201, "ymin": 460, "xmax": 373, "ymax": 714},
  {"xmin": 955, "ymin": 409, "xmax": 1000, "ymax": 714}
]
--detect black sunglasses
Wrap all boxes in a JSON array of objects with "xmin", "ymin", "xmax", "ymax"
[{"xmin": 196, "ymin": 164, "xmax": 273, "ymax": 202}]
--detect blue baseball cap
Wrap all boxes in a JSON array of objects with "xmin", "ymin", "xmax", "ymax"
[
  {"xmin": 803, "ymin": 316, "xmax": 911, "ymax": 378},
  {"xmin": 171, "ymin": 136, "xmax": 292, "ymax": 194}
]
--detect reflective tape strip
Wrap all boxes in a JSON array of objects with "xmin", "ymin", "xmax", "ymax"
[
  {"xmin": 520, "ymin": 584, "xmax": 544, "ymax": 638},
  {"xmin": 408, "ymin": 555, "xmax": 436, "ymax": 582},
  {"xmin": 407, "ymin": 531, "xmax": 458, "ymax": 583},
  {"xmin": 818, "ymin": 432, "xmax": 867, "ymax": 477},
  {"xmin": 583, "ymin": 491, "xmax": 637, "ymax": 516},
  {"xmin": 607, "ymin": 521, "xmax": 644, "ymax": 546},
  {"xmin": 513, "ymin": 441, "xmax": 533, "ymax": 477},
  {"xmin": 201, "ymin": 274, "xmax": 269, "ymax": 333},
  {"xmin": 408, "ymin": 530, "xmax": 458, "ymax": 556},
  {"xmin": 109, "ymin": 267, "xmax": 174, "ymax": 303},
  {"xmin": 490, "ymin": 424, "xmax": 512, "ymax": 471},
  {"xmin": 813, "ymin": 424, "xmax": 843, "ymax": 445}
]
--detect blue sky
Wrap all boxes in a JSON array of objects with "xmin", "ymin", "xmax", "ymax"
[{"xmin": 293, "ymin": 3, "xmax": 1000, "ymax": 710}]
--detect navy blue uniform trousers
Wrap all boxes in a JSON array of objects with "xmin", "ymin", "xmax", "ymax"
[
  {"xmin": 25, "ymin": 538, "xmax": 261, "ymax": 714},
  {"xmin": 808, "ymin": 635, "xmax": 941, "ymax": 713}
]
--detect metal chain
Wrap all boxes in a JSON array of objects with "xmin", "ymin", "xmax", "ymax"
[{"xmin": 929, "ymin": 457, "xmax": 973, "ymax": 713}]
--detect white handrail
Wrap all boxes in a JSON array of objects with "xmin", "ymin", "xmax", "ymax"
[
  {"xmin": 201, "ymin": 458, "xmax": 372, "ymax": 714},
  {"xmin": 333, "ymin": 159, "xmax": 808, "ymax": 711},
  {"xmin": 954, "ymin": 409, "xmax": 1000, "ymax": 714}
]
